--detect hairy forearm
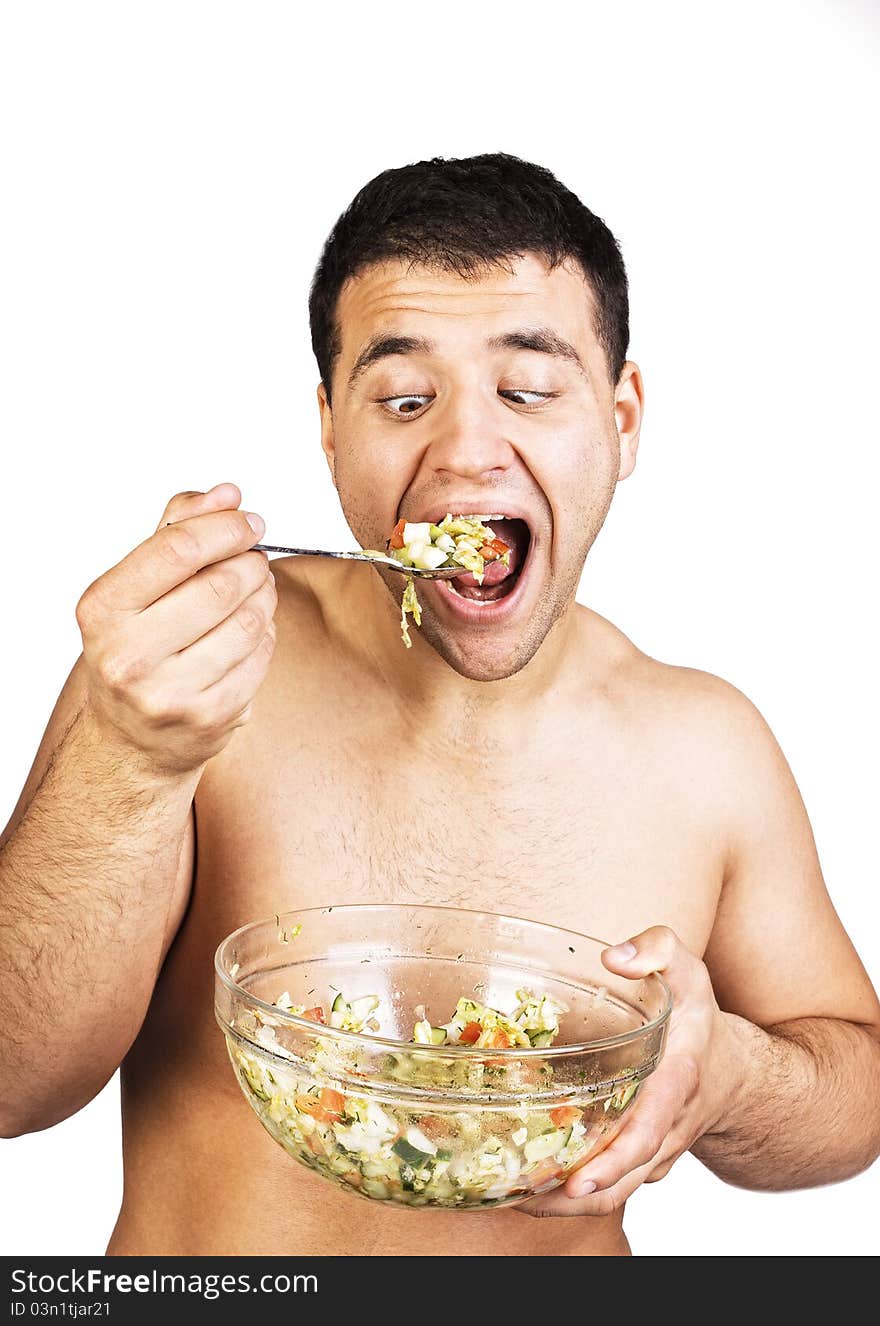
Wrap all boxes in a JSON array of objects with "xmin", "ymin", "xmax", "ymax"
[
  {"xmin": 694, "ymin": 1013, "xmax": 880, "ymax": 1190},
  {"xmin": 0, "ymin": 704, "xmax": 199, "ymax": 1134}
]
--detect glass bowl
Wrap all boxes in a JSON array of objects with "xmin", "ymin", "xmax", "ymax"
[{"xmin": 214, "ymin": 904, "xmax": 671, "ymax": 1211}]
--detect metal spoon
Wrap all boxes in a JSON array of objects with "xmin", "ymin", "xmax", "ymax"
[
  {"xmin": 253, "ymin": 544, "xmax": 465, "ymax": 579},
  {"xmin": 254, "ymin": 517, "xmax": 507, "ymax": 581}
]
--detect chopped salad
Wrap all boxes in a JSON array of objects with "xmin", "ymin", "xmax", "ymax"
[
  {"xmin": 384, "ymin": 515, "xmax": 511, "ymax": 647},
  {"xmin": 227, "ymin": 984, "xmax": 642, "ymax": 1210}
]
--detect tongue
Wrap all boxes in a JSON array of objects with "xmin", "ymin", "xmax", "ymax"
[
  {"xmin": 453, "ymin": 519, "xmax": 527, "ymax": 589},
  {"xmin": 459, "ymin": 559, "xmax": 511, "ymax": 588}
]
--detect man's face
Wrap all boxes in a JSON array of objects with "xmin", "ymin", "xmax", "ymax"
[{"xmin": 319, "ymin": 253, "xmax": 641, "ymax": 680}]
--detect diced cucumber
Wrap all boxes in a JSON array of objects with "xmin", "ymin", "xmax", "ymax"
[
  {"xmin": 428, "ymin": 524, "xmax": 443, "ymax": 540},
  {"xmin": 401, "ymin": 1165, "xmax": 417, "ymax": 1191},
  {"xmin": 348, "ymin": 994, "xmax": 380, "ymax": 1022},
  {"xmin": 361, "ymin": 1161, "xmax": 391, "ymax": 1179},
  {"xmin": 523, "ymin": 1129, "xmax": 566, "ymax": 1163},
  {"xmin": 605, "ymin": 1080, "xmax": 639, "ymax": 1112},
  {"xmin": 361, "ymin": 1178, "xmax": 389, "ymax": 1200},
  {"xmin": 457, "ymin": 999, "xmax": 481, "ymax": 1020},
  {"xmin": 331, "ymin": 993, "xmax": 346, "ymax": 1013},
  {"xmin": 434, "ymin": 533, "xmax": 455, "ymax": 553},
  {"xmin": 410, "ymin": 544, "xmax": 448, "ymax": 571},
  {"xmin": 243, "ymin": 1075, "xmax": 269, "ymax": 1102},
  {"xmin": 429, "ymin": 1026, "xmax": 447, "ymax": 1045},
  {"xmin": 529, "ymin": 1031, "xmax": 554, "ymax": 1047},
  {"xmin": 392, "ymin": 1137, "xmax": 433, "ymax": 1167}
]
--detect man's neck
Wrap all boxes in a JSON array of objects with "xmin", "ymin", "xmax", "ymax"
[{"xmin": 348, "ymin": 571, "xmax": 586, "ymax": 732}]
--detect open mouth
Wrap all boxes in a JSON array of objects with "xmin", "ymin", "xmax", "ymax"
[{"xmin": 446, "ymin": 517, "xmax": 531, "ymax": 603}]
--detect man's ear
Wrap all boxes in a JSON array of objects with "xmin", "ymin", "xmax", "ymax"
[
  {"xmin": 317, "ymin": 382, "xmax": 336, "ymax": 485},
  {"xmin": 614, "ymin": 361, "xmax": 644, "ymax": 482}
]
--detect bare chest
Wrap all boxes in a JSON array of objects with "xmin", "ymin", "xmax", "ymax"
[{"xmin": 194, "ymin": 699, "xmax": 722, "ymax": 955}]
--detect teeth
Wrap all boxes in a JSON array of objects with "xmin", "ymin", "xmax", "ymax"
[{"xmin": 425, "ymin": 512, "xmax": 514, "ymax": 523}]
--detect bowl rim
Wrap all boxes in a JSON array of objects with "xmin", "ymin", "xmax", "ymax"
[{"xmin": 214, "ymin": 902, "xmax": 673, "ymax": 1058}]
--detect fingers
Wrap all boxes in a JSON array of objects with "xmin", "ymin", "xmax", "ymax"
[
  {"xmin": 195, "ymin": 621, "xmax": 277, "ymax": 730},
  {"xmin": 602, "ymin": 925, "xmax": 711, "ymax": 1004},
  {"xmin": 73, "ymin": 483, "xmax": 279, "ymax": 773},
  {"xmin": 120, "ymin": 621, "xmax": 277, "ymax": 751},
  {"xmin": 79, "ymin": 506, "xmax": 266, "ymax": 622},
  {"xmin": 521, "ymin": 1154, "xmax": 661, "ymax": 1218},
  {"xmin": 563, "ymin": 1055, "xmax": 698, "ymax": 1198},
  {"xmin": 125, "ymin": 550, "xmax": 273, "ymax": 664},
  {"xmin": 522, "ymin": 927, "xmax": 718, "ymax": 1222},
  {"xmin": 163, "ymin": 574, "xmax": 278, "ymax": 688}
]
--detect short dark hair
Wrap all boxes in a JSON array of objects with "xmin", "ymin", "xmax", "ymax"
[{"xmin": 309, "ymin": 152, "xmax": 629, "ymax": 403}]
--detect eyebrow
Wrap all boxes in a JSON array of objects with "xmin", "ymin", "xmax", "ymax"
[
  {"xmin": 347, "ymin": 335, "xmax": 434, "ymax": 387},
  {"xmin": 486, "ymin": 328, "xmax": 587, "ymax": 378},
  {"xmin": 347, "ymin": 326, "xmax": 587, "ymax": 387}
]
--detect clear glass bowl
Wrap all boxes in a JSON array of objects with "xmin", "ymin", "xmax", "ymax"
[{"xmin": 214, "ymin": 904, "xmax": 671, "ymax": 1211}]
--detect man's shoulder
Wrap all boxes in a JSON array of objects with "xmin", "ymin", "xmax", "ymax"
[{"xmin": 582, "ymin": 606, "xmax": 775, "ymax": 764}]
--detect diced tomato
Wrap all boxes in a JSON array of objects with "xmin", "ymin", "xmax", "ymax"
[
  {"xmin": 488, "ymin": 1029, "xmax": 512, "ymax": 1049},
  {"xmin": 549, "ymin": 1106, "xmax": 583, "ymax": 1128},
  {"xmin": 319, "ymin": 1088, "xmax": 346, "ymax": 1120},
  {"xmin": 389, "ymin": 519, "xmax": 406, "ymax": 549},
  {"xmin": 301, "ymin": 1006, "xmax": 326, "ymax": 1024},
  {"xmin": 342, "ymin": 1170, "xmax": 362, "ymax": 1188},
  {"xmin": 307, "ymin": 1131, "xmax": 326, "ymax": 1156},
  {"xmin": 526, "ymin": 1159, "xmax": 564, "ymax": 1190},
  {"xmin": 295, "ymin": 1094, "xmax": 329, "ymax": 1121},
  {"xmin": 487, "ymin": 537, "xmax": 509, "ymax": 556},
  {"xmin": 480, "ymin": 545, "xmax": 500, "ymax": 561},
  {"xmin": 459, "ymin": 1022, "xmax": 482, "ymax": 1044}
]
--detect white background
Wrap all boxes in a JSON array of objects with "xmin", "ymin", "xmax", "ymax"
[{"xmin": 1, "ymin": 0, "xmax": 877, "ymax": 1257}]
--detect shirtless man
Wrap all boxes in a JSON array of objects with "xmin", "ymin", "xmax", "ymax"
[{"xmin": 2, "ymin": 153, "xmax": 878, "ymax": 1257}]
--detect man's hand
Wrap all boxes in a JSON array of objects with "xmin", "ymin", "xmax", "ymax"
[
  {"xmin": 76, "ymin": 482, "xmax": 277, "ymax": 776},
  {"xmin": 522, "ymin": 926, "xmax": 741, "ymax": 1218}
]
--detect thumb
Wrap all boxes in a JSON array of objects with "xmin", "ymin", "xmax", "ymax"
[
  {"xmin": 601, "ymin": 925, "xmax": 706, "ymax": 1002},
  {"xmin": 156, "ymin": 482, "xmax": 243, "ymax": 532}
]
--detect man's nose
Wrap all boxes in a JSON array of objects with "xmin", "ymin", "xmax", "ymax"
[{"xmin": 426, "ymin": 394, "xmax": 514, "ymax": 479}]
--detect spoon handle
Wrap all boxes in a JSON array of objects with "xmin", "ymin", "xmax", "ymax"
[{"xmin": 253, "ymin": 544, "xmax": 375, "ymax": 562}]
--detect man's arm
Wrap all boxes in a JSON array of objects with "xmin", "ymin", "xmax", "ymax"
[
  {"xmin": 0, "ymin": 485, "xmax": 276, "ymax": 1137},
  {"xmin": 524, "ymin": 675, "xmax": 880, "ymax": 1215},
  {"xmin": 693, "ymin": 682, "xmax": 880, "ymax": 1187},
  {"xmin": 694, "ymin": 1014, "xmax": 880, "ymax": 1189},
  {"xmin": 0, "ymin": 662, "xmax": 198, "ymax": 1136}
]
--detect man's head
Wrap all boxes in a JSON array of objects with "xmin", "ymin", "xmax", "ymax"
[{"xmin": 309, "ymin": 153, "xmax": 643, "ymax": 681}]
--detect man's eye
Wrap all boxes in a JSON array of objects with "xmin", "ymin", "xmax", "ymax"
[
  {"xmin": 380, "ymin": 395, "xmax": 433, "ymax": 415},
  {"xmin": 500, "ymin": 389, "xmax": 555, "ymax": 406}
]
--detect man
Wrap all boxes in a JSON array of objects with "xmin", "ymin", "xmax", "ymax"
[{"xmin": 1, "ymin": 153, "xmax": 878, "ymax": 1257}]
